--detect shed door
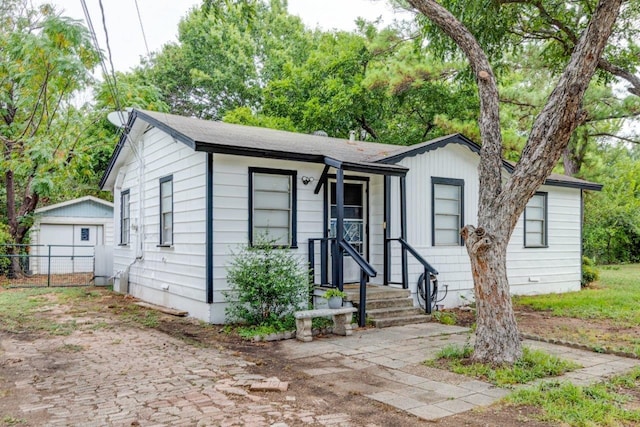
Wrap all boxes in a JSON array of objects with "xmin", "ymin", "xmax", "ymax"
[{"xmin": 72, "ymin": 225, "xmax": 102, "ymax": 273}]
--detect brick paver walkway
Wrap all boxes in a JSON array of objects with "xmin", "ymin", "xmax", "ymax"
[
  {"xmin": 0, "ymin": 327, "xmax": 354, "ymax": 426},
  {"xmin": 2, "ymin": 319, "xmax": 639, "ymax": 425}
]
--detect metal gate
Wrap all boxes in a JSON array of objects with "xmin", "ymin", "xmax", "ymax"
[{"xmin": 0, "ymin": 244, "xmax": 95, "ymax": 288}]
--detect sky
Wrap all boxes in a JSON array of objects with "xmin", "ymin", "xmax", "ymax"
[{"xmin": 46, "ymin": 0, "xmax": 411, "ymax": 72}]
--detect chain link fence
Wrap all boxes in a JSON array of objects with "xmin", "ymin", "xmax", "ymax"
[{"xmin": 0, "ymin": 244, "xmax": 95, "ymax": 288}]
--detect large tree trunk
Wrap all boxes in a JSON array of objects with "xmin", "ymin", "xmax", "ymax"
[
  {"xmin": 462, "ymin": 226, "xmax": 520, "ymax": 363},
  {"xmin": 4, "ymin": 169, "xmax": 38, "ymax": 278},
  {"xmin": 408, "ymin": 0, "xmax": 623, "ymax": 364}
]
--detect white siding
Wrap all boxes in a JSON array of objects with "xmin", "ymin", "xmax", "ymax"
[
  {"xmin": 394, "ymin": 143, "xmax": 583, "ymax": 308},
  {"xmin": 112, "ymin": 128, "xmax": 210, "ymax": 321},
  {"xmin": 210, "ymin": 155, "xmax": 327, "ymax": 323},
  {"xmin": 507, "ymin": 185, "xmax": 582, "ymax": 295}
]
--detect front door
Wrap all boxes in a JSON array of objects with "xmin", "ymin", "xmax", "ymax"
[{"xmin": 328, "ymin": 179, "xmax": 368, "ymax": 283}]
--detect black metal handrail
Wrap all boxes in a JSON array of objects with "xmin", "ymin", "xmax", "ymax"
[
  {"xmin": 308, "ymin": 237, "xmax": 376, "ymax": 327},
  {"xmin": 338, "ymin": 240, "xmax": 377, "ymax": 277},
  {"xmin": 396, "ymin": 238, "xmax": 438, "ymax": 275},
  {"xmin": 389, "ymin": 238, "xmax": 439, "ymax": 314},
  {"xmin": 339, "ymin": 239, "xmax": 376, "ymax": 327},
  {"xmin": 308, "ymin": 237, "xmax": 335, "ymax": 285}
]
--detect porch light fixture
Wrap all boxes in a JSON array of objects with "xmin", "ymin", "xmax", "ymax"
[{"xmin": 301, "ymin": 176, "xmax": 314, "ymax": 185}]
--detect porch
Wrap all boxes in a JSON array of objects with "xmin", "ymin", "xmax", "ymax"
[{"xmin": 306, "ymin": 158, "xmax": 440, "ymax": 327}]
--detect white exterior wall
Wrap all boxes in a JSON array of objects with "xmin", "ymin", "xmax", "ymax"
[
  {"xmin": 395, "ymin": 144, "xmax": 583, "ymax": 308},
  {"xmin": 507, "ymin": 185, "xmax": 582, "ymax": 295},
  {"xmin": 112, "ymin": 128, "xmax": 210, "ymax": 321},
  {"xmin": 209, "ymin": 155, "xmax": 382, "ymax": 323}
]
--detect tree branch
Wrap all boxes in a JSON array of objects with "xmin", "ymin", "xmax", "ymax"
[
  {"xmin": 505, "ymin": 0, "xmax": 624, "ymax": 223},
  {"xmin": 406, "ymin": 0, "xmax": 503, "ymax": 224},
  {"xmin": 590, "ymin": 132, "xmax": 640, "ymax": 144}
]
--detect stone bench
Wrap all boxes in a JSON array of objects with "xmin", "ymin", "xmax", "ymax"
[{"xmin": 294, "ymin": 307, "xmax": 357, "ymax": 342}]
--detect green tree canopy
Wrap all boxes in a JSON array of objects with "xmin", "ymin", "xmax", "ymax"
[{"xmin": 0, "ymin": 1, "xmax": 99, "ymax": 248}]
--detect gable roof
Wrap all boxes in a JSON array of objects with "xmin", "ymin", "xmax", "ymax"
[
  {"xmin": 100, "ymin": 109, "xmax": 602, "ymax": 191},
  {"xmin": 35, "ymin": 196, "xmax": 113, "ymax": 215},
  {"xmin": 378, "ymin": 133, "xmax": 603, "ymax": 191}
]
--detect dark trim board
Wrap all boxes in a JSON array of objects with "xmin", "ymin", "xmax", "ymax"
[
  {"xmin": 377, "ymin": 133, "xmax": 603, "ymax": 191},
  {"xmin": 523, "ymin": 191, "xmax": 549, "ymax": 248},
  {"xmin": 159, "ymin": 175, "xmax": 174, "ymax": 246},
  {"xmin": 431, "ymin": 177, "xmax": 465, "ymax": 247},
  {"xmin": 206, "ymin": 153, "xmax": 214, "ymax": 304}
]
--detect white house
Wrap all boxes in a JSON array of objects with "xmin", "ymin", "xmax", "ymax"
[
  {"xmin": 99, "ymin": 109, "xmax": 601, "ymax": 325},
  {"xmin": 30, "ymin": 196, "xmax": 114, "ymax": 276}
]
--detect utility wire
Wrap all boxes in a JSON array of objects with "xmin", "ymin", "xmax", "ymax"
[
  {"xmin": 80, "ymin": 0, "xmax": 122, "ymax": 114},
  {"xmin": 80, "ymin": 0, "xmax": 141, "ymax": 162},
  {"xmin": 97, "ymin": 0, "xmax": 123, "ymax": 114},
  {"xmin": 134, "ymin": 0, "xmax": 150, "ymax": 57}
]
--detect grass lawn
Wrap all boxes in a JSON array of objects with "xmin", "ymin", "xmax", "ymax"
[
  {"xmin": 515, "ymin": 264, "xmax": 640, "ymax": 325},
  {"xmin": 506, "ymin": 367, "xmax": 640, "ymax": 427},
  {"xmin": 515, "ymin": 263, "xmax": 640, "ymax": 356}
]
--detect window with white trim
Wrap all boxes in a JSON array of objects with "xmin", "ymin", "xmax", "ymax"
[
  {"xmin": 120, "ymin": 189, "xmax": 130, "ymax": 245},
  {"xmin": 159, "ymin": 176, "xmax": 173, "ymax": 245},
  {"xmin": 249, "ymin": 168, "xmax": 297, "ymax": 247},
  {"xmin": 524, "ymin": 192, "xmax": 547, "ymax": 247},
  {"xmin": 432, "ymin": 177, "xmax": 464, "ymax": 246}
]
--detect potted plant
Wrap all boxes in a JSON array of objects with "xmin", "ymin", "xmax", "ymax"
[{"xmin": 323, "ymin": 288, "xmax": 348, "ymax": 309}]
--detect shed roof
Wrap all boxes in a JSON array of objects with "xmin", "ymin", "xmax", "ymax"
[
  {"xmin": 34, "ymin": 196, "xmax": 113, "ymax": 215},
  {"xmin": 100, "ymin": 109, "xmax": 602, "ymax": 191}
]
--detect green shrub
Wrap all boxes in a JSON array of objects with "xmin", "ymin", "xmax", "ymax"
[
  {"xmin": 224, "ymin": 237, "xmax": 309, "ymax": 326},
  {"xmin": 581, "ymin": 256, "xmax": 600, "ymax": 287},
  {"xmin": 0, "ymin": 223, "xmax": 12, "ymax": 275}
]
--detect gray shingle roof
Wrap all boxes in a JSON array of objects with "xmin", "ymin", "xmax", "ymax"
[{"xmin": 100, "ymin": 109, "xmax": 602, "ymax": 191}]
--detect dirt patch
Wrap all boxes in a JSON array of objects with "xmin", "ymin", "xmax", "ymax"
[{"xmin": 515, "ymin": 306, "xmax": 640, "ymax": 357}]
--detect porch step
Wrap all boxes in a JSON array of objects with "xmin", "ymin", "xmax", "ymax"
[
  {"xmin": 366, "ymin": 306, "xmax": 425, "ymax": 319},
  {"xmin": 343, "ymin": 284, "xmax": 431, "ymax": 328},
  {"xmin": 371, "ymin": 314, "xmax": 432, "ymax": 328}
]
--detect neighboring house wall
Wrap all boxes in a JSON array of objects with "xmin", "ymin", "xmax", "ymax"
[{"xmin": 392, "ymin": 143, "xmax": 582, "ymax": 307}]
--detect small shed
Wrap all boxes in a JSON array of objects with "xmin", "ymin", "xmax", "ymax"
[{"xmin": 30, "ymin": 196, "xmax": 114, "ymax": 276}]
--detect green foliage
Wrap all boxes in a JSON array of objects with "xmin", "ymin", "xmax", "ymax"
[
  {"xmin": 223, "ymin": 106, "xmax": 297, "ymax": 132},
  {"xmin": 583, "ymin": 147, "xmax": 640, "ymax": 264},
  {"xmin": 0, "ymin": 1, "xmax": 100, "ymax": 244},
  {"xmin": 507, "ymin": 369, "xmax": 640, "ymax": 426},
  {"xmin": 432, "ymin": 310, "xmax": 457, "ymax": 325},
  {"xmin": 581, "ymin": 256, "xmax": 600, "ymax": 288},
  {"xmin": 236, "ymin": 314, "xmax": 296, "ymax": 339},
  {"xmin": 224, "ymin": 238, "xmax": 309, "ymax": 326},
  {"xmin": 322, "ymin": 289, "xmax": 347, "ymax": 299},
  {"xmin": 141, "ymin": 0, "xmax": 312, "ymax": 120},
  {"xmin": 428, "ymin": 345, "xmax": 580, "ymax": 386},
  {"xmin": 0, "ymin": 223, "xmax": 12, "ymax": 273}
]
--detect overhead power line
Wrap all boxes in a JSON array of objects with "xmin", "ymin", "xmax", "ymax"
[{"xmin": 134, "ymin": 0, "xmax": 151, "ymax": 57}]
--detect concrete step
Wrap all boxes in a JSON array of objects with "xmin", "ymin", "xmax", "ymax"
[
  {"xmin": 372, "ymin": 314, "xmax": 432, "ymax": 328},
  {"xmin": 366, "ymin": 307, "xmax": 425, "ymax": 319},
  {"xmin": 345, "ymin": 288, "xmax": 411, "ymax": 301},
  {"xmin": 362, "ymin": 297, "xmax": 415, "ymax": 310}
]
